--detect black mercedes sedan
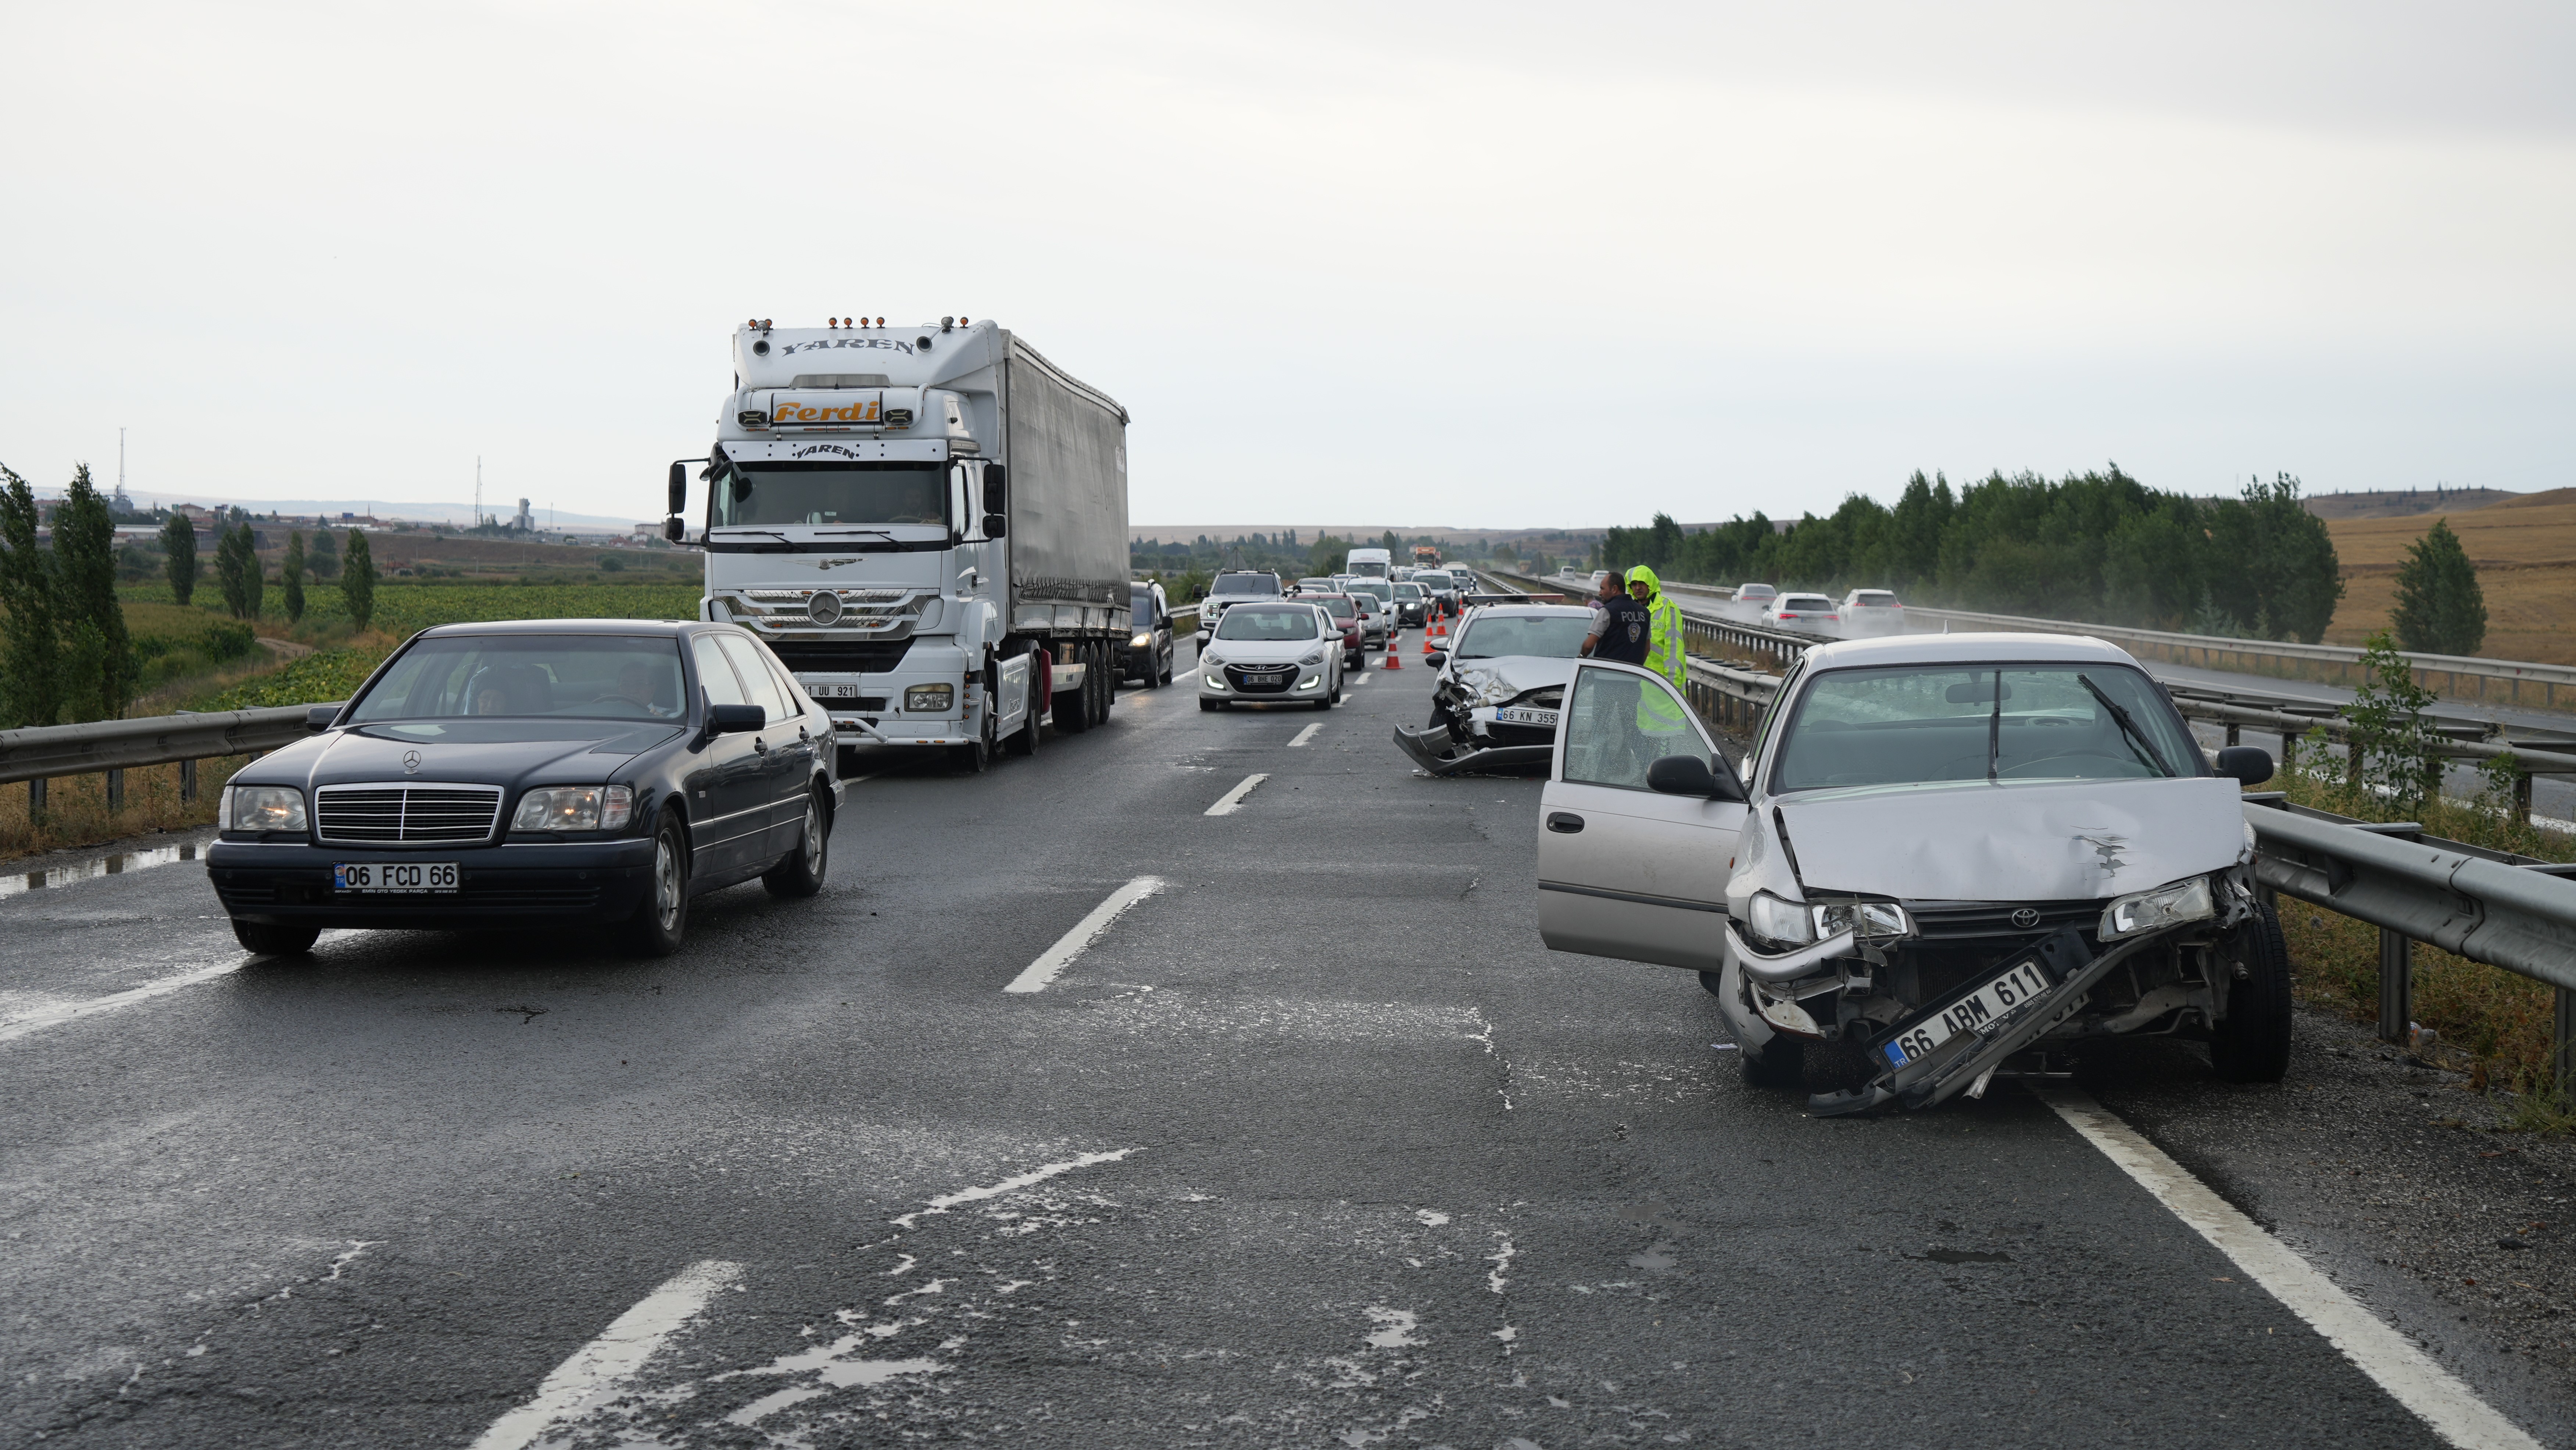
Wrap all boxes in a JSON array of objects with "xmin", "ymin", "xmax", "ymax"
[{"xmin": 205, "ymin": 619, "xmax": 842, "ymax": 958}]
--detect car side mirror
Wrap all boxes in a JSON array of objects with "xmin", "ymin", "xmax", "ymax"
[
  {"xmin": 1646, "ymin": 754, "xmax": 1744, "ymax": 802},
  {"xmin": 667, "ymin": 461, "xmax": 687, "ymax": 516},
  {"xmin": 1426, "ymin": 651, "xmax": 1446, "ymax": 666},
  {"xmin": 708, "ymin": 703, "xmax": 765, "ymax": 735},
  {"xmin": 981, "ymin": 512, "xmax": 1007, "ymax": 539},
  {"xmin": 2214, "ymin": 746, "xmax": 2275, "ymax": 786},
  {"xmin": 305, "ymin": 705, "xmax": 339, "ymax": 731},
  {"xmin": 982, "ymin": 464, "xmax": 1006, "ymax": 511}
]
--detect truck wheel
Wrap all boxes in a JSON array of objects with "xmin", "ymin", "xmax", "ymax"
[
  {"xmin": 1009, "ymin": 698, "xmax": 1041, "ymax": 756},
  {"xmin": 762, "ymin": 788, "xmax": 830, "ymax": 899},
  {"xmin": 231, "ymin": 919, "xmax": 320, "ymax": 956},
  {"xmin": 1089, "ymin": 644, "xmax": 1114, "ymax": 726},
  {"xmin": 2211, "ymin": 899, "xmax": 2293, "ymax": 1082},
  {"xmin": 621, "ymin": 813, "xmax": 691, "ymax": 958}
]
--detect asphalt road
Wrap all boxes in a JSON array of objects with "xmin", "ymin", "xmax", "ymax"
[{"xmin": 3, "ymin": 628, "xmax": 2567, "ymax": 1448}]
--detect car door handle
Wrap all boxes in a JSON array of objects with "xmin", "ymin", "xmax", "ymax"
[
  {"xmin": 751, "ymin": 737, "xmax": 767, "ymax": 754},
  {"xmin": 1546, "ymin": 812, "xmax": 1584, "ymax": 834}
]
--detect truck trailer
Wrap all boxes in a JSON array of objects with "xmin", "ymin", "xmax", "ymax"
[{"xmin": 665, "ymin": 319, "xmax": 1132, "ymax": 772}]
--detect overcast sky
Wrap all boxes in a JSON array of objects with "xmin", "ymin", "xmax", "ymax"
[{"xmin": 3, "ymin": 1, "xmax": 2568, "ymax": 531}]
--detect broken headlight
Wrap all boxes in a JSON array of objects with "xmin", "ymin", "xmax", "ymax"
[
  {"xmin": 1745, "ymin": 891, "xmax": 1813, "ymax": 950},
  {"xmin": 2099, "ymin": 876, "xmax": 2215, "ymax": 940},
  {"xmin": 1811, "ymin": 900, "xmax": 1912, "ymax": 942}
]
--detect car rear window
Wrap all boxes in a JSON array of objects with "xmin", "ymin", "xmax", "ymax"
[
  {"xmin": 1779, "ymin": 596, "xmax": 1835, "ymax": 611},
  {"xmin": 1850, "ymin": 592, "xmax": 1900, "ymax": 607},
  {"xmin": 1212, "ymin": 574, "xmax": 1281, "ymax": 596}
]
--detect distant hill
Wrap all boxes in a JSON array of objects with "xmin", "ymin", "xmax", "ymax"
[
  {"xmin": 2303, "ymin": 487, "xmax": 2519, "ymax": 520},
  {"xmin": 2324, "ymin": 487, "xmax": 2576, "ymax": 664}
]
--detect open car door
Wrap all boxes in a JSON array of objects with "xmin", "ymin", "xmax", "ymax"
[{"xmin": 1536, "ymin": 662, "xmax": 1747, "ymax": 969}]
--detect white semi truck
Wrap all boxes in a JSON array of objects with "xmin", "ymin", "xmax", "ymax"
[{"xmin": 664, "ymin": 319, "xmax": 1132, "ymax": 772}]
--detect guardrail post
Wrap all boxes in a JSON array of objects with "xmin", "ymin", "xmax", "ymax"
[
  {"xmin": 179, "ymin": 758, "xmax": 198, "ymax": 803},
  {"xmin": 2379, "ymin": 928, "xmax": 2412, "ymax": 1045},
  {"xmin": 26, "ymin": 776, "xmax": 43, "ymax": 818},
  {"xmin": 2516, "ymin": 769, "xmax": 2535, "ymax": 828},
  {"xmin": 2558, "ymin": 989, "xmax": 2575, "ymax": 1094},
  {"xmin": 105, "ymin": 768, "xmax": 123, "ymax": 813},
  {"xmin": 2225, "ymin": 722, "xmax": 2240, "ymax": 747}
]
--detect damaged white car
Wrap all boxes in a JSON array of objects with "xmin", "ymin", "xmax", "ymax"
[{"xmin": 1535, "ymin": 633, "xmax": 2285, "ymax": 1114}]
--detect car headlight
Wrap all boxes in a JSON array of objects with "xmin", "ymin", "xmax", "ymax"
[
  {"xmin": 1744, "ymin": 891, "xmax": 1814, "ymax": 950},
  {"xmin": 1811, "ymin": 900, "xmax": 1912, "ymax": 941},
  {"xmin": 1202, "ymin": 651, "xmax": 1225, "ymax": 667},
  {"xmin": 904, "ymin": 683, "xmax": 954, "ymax": 713},
  {"xmin": 1131, "ymin": 632, "xmax": 1152, "ymax": 647},
  {"xmin": 225, "ymin": 785, "xmax": 306, "ymax": 832},
  {"xmin": 1299, "ymin": 649, "xmax": 1326, "ymax": 667},
  {"xmin": 2099, "ymin": 877, "xmax": 2215, "ymax": 939},
  {"xmin": 1203, "ymin": 672, "xmax": 1227, "ymax": 689},
  {"xmin": 512, "ymin": 785, "xmax": 635, "ymax": 832}
]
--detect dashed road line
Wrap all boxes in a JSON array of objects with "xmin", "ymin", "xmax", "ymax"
[
  {"xmin": 890, "ymin": 1147, "xmax": 1142, "ymax": 1227},
  {"xmin": 1346, "ymin": 673, "xmax": 1370, "ymax": 687},
  {"xmin": 1204, "ymin": 773, "xmax": 1269, "ymax": 817},
  {"xmin": 1288, "ymin": 724, "xmax": 1323, "ymax": 747},
  {"xmin": 2035, "ymin": 1083, "xmax": 2541, "ymax": 1450},
  {"xmin": 470, "ymin": 1259, "xmax": 744, "ymax": 1450},
  {"xmin": 1002, "ymin": 876, "xmax": 1166, "ymax": 994}
]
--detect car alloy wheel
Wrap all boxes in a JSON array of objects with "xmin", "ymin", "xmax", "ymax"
[{"xmin": 652, "ymin": 832, "xmax": 682, "ymax": 931}]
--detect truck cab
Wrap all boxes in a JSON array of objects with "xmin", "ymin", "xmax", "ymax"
[
  {"xmin": 1345, "ymin": 547, "xmax": 1392, "ymax": 579},
  {"xmin": 670, "ymin": 319, "xmax": 1131, "ymax": 774}
]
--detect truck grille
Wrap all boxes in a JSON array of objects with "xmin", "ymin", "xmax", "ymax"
[
  {"xmin": 768, "ymin": 639, "xmax": 916, "ymax": 673},
  {"xmin": 315, "ymin": 785, "xmax": 504, "ymax": 845}
]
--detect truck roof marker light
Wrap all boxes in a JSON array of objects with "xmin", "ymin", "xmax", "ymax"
[
  {"xmin": 876, "ymin": 317, "xmax": 885, "ymax": 328},
  {"xmin": 942, "ymin": 317, "xmax": 954, "ymax": 332}
]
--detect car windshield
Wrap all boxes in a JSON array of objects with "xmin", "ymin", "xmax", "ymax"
[
  {"xmin": 1130, "ymin": 587, "xmax": 1155, "ymax": 617},
  {"xmin": 1456, "ymin": 615, "xmax": 1592, "ymax": 659},
  {"xmin": 1348, "ymin": 581, "xmax": 1392, "ymax": 602},
  {"xmin": 1395, "ymin": 583, "xmax": 1424, "ymax": 600},
  {"xmin": 1770, "ymin": 663, "xmax": 2197, "ymax": 793},
  {"xmin": 1415, "ymin": 572, "xmax": 1453, "ymax": 588},
  {"xmin": 350, "ymin": 635, "xmax": 690, "ymax": 722},
  {"xmin": 1214, "ymin": 606, "xmax": 1320, "ymax": 641},
  {"xmin": 1212, "ymin": 575, "xmax": 1280, "ymax": 596},
  {"xmin": 711, "ymin": 461, "xmax": 946, "ymax": 528}
]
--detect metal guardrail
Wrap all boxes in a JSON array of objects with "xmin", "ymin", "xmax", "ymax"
[
  {"xmin": 1603, "ymin": 573, "xmax": 2576, "ymax": 710},
  {"xmin": 0, "ymin": 704, "xmax": 329, "ymax": 814}
]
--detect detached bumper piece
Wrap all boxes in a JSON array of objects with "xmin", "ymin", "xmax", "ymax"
[
  {"xmin": 1391, "ymin": 723, "xmax": 1553, "ymax": 777},
  {"xmin": 1808, "ymin": 928, "xmax": 2154, "ymax": 1117}
]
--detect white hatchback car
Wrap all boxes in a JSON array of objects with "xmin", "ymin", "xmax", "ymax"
[
  {"xmin": 1198, "ymin": 601, "xmax": 1343, "ymax": 711},
  {"xmin": 1761, "ymin": 593, "xmax": 1840, "ymax": 629},
  {"xmin": 1840, "ymin": 589, "xmax": 1905, "ymax": 635},
  {"xmin": 1533, "ymin": 632, "xmax": 2283, "ymax": 1115}
]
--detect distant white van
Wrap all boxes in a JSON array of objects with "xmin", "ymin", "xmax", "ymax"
[{"xmin": 1346, "ymin": 547, "xmax": 1392, "ymax": 579}]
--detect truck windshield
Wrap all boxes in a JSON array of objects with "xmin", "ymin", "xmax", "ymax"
[{"xmin": 712, "ymin": 461, "xmax": 947, "ymax": 529}]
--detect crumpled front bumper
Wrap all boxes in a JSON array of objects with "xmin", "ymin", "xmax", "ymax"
[{"xmin": 1391, "ymin": 723, "xmax": 1552, "ymax": 776}]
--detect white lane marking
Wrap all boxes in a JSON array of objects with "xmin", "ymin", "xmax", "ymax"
[
  {"xmin": 1346, "ymin": 673, "xmax": 1370, "ymax": 687},
  {"xmin": 890, "ymin": 1147, "xmax": 1141, "ymax": 1227},
  {"xmin": 1288, "ymin": 724, "xmax": 1323, "ymax": 748},
  {"xmin": 1002, "ymin": 877, "xmax": 1165, "ymax": 993},
  {"xmin": 1205, "ymin": 773, "xmax": 1269, "ymax": 817},
  {"xmin": 2036, "ymin": 1084, "xmax": 2541, "ymax": 1450},
  {"xmin": 0, "ymin": 930, "xmax": 360, "ymax": 1044},
  {"xmin": 469, "ymin": 1259, "xmax": 744, "ymax": 1450}
]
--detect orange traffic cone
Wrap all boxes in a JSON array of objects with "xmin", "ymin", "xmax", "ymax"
[
  {"xmin": 1423, "ymin": 616, "xmax": 1448, "ymax": 653},
  {"xmin": 1384, "ymin": 639, "xmax": 1403, "ymax": 669}
]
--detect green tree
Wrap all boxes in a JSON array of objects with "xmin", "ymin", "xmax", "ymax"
[
  {"xmin": 281, "ymin": 531, "xmax": 307, "ymax": 623},
  {"xmin": 2390, "ymin": 517, "xmax": 2486, "ymax": 657},
  {"xmin": 54, "ymin": 464, "xmax": 134, "ymax": 718},
  {"xmin": 214, "ymin": 523, "xmax": 249, "ymax": 617},
  {"xmin": 2342, "ymin": 632, "xmax": 2443, "ymax": 811},
  {"xmin": 2205, "ymin": 474, "xmax": 2343, "ymax": 642},
  {"xmin": 343, "ymin": 529, "xmax": 377, "ymax": 629},
  {"xmin": 1378, "ymin": 529, "xmax": 1404, "ymax": 554},
  {"xmin": 306, "ymin": 528, "xmax": 339, "ymax": 580},
  {"xmin": 159, "ymin": 516, "xmax": 200, "ymax": 604},
  {"xmin": 0, "ymin": 464, "xmax": 62, "ymax": 728}
]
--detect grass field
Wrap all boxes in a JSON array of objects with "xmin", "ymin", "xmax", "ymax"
[{"xmin": 2323, "ymin": 487, "xmax": 2576, "ymax": 664}]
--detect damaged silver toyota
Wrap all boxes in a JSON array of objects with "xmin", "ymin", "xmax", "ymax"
[{"xmin": 1534, "ymin": 632, "xmax": 2285, "ymax": 1115}]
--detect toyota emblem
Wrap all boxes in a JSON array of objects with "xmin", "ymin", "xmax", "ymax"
[
  {"xmin": 2010, "ymin": 907, "xmax": 2040, "ymax": 929},
  {"xmin": 402, "ymin": 749, "xmax": 422, "ymax": 775}
]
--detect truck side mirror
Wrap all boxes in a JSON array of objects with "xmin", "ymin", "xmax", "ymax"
[
  {"xmin": 982, "ymin": 464, "xmax": 1006, "ymax": 512},
  {"xmin": 981, "ymin": 513, "xmax": 1007, "ymax": 539},
  {"xmin": 663, "ymin": 517, "xmax": 684, "ymax": 543},
  {"xmin": 667, "ymin": 461, "xmax": 687, "ymax": 516}
]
